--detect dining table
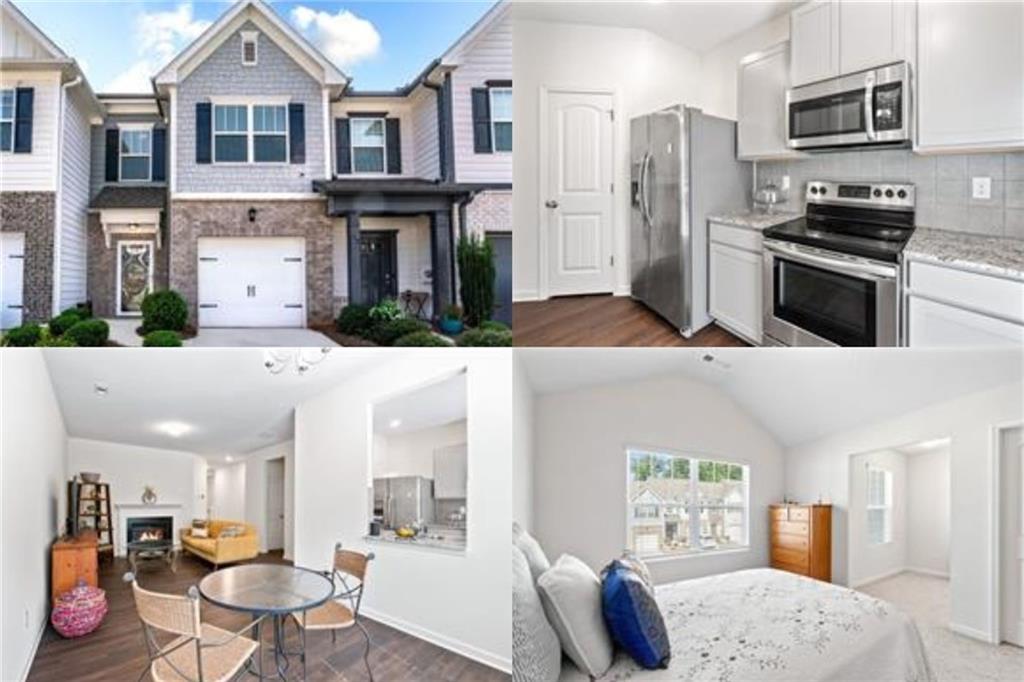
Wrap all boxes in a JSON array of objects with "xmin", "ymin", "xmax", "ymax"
[{"xmin": 199, "ymin": 564, "xmax": 334, "ymax": 681}]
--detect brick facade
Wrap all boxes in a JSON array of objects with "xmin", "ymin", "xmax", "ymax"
[
  {"xmin": 168, "ymin": 199, "xmax": 335, "ymax": 326},
  {"xmin": 0, "ymin": 191, "xmax": 55, "ymax": 322},
  {"xmin": 86, "ymin": 214, "xmax": 170, "ymax": 318},
  {"xmin": 465, "ymin": 190, "xmax": 511, "ymax": 235}
]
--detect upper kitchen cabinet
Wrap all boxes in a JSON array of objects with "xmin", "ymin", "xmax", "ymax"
[
  {"xmin": 916, "ymin": 1, "xmax": 1024, "ymax": 152},
  {"xmin": 738, "ymin": 42, "xmax": 804, "ymax": 160},
  {"xmin": 790, "ymin": 1, "xmax": 839, "ymax": 86}
]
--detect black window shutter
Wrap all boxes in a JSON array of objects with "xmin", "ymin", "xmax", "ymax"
[
  {"xmin": 13, "ymin": 87, "xmax": 33, "ymax": 154},
  {"xmin": 151, "ymin": 128, "xmax": 167, "ymax": 182},
  {"xmin": 335, "ymin": 118, "xmax": 351, "ymax": 175},
  {"xmin": 104, "ymin": 129, "xmax": 119, "ymax": 182},
  {"xmin": 288, "ymin": 103, "xmax": 305, "ymax": 164},
  {"xmin": 195, "ymin": 102, "xmax": 212, "ymax": 164},
  {"xmin": 385, "ymin": 117, "xmax": 401, "ymax": 175},
  {"xmin": 471, "ymin": 87, "xmax": 491, "ymax": 154}
]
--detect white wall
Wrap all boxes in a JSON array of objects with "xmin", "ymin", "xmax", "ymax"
[
  {"xmin": 513, "ymin": 19, "xmax": 703, "ymax": 300},
  {"xmin": 848, "ymin": 449, "xmax": 908, "ymax": 587},
  {"xmin": 374, "ymin": 420, "xmax": 467, "ymax": 479},
  {"xmin": 294, "ymin": 351, "xmax": 512, "ymax": 672},
  {"xmin": 784, "ymin": 382, "xmax": 1022, "ymax": 642},
  {"xmin": 512, "ymin": 356, "xmax": 535, "ymax": 531},
  {"xmin": 533, "ymin": 374, "xmax": 784, "ymax": 586},
  {"xmin": 1, "ymin": 350, "xmax": 68, "ymax": 682},
  {"xmin": 209, "ymin": 462, "xmax": 246, "ymax": 521},
  {"xmin": 242, "ymin": 440, "xmax": 295, "ymax": 559},
  {"xmin": 0, "ymin": 71, "xmax": 59, "ymax": 192},
  {"xmin": 907, "ymin": 445, "xmax": 950, "ymax": 577}
]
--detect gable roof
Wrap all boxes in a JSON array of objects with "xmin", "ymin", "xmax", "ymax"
[
  {"xmin": 1, "ymin": 0, "xmax": 69, "ymax": 62},
  {"xmin": 153, "ymin": 0, "xmax": 347, "ymax": 93},
  {"xmin": 441, "ymin": 0, "xmax": 509, "ymax": 66}
]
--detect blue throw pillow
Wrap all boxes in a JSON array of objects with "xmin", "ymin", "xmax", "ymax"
[{"xmin": 600, "ymin": 560, "xmax": 671, "ymax": 669}]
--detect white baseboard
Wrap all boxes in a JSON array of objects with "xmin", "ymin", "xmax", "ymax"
[
  {"xmin": 360, "ymin": 607, "xmax": 511, "ymax": 674},
  {"xmin": 950, "ymin": 622, "xmax": 996, "ymax": 644},
  {"xmin": 18, "ymin": 616, "xmax": 47, "ymax": 682},
  {"xmin": 614, "ymin": 286, "xmax": 631, "ymax": 297},
  {"xmin": 513, "ymin": 289, "xmax": 540, "ymax": 302},
  {"xmin": 904, "ymin": 566, "xmax": 949, "ymax": 579},
  {"xmin": 851, "ymin": 567, "xmax": 906, "ymax": 588}
]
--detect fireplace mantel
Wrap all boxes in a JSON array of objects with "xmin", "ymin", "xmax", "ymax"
[{"xmin": 114, "ymin": 502, "xmax": 185, "ymax": 557}]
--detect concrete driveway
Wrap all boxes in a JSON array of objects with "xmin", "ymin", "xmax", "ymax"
[{"xmin": 104, "ymin": 319, "xmax": 337, "ymax": 347}]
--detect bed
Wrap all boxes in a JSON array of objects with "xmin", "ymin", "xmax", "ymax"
[{"xmin": 558, "ymin": 568, "xmax": 933, "ymax": 682}]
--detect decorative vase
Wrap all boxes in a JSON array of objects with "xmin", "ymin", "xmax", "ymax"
[
  {"xmin": 439, "ymin": 318, "xmax": 464, "ymax": 335},
  {"xmin": 141, "ymin": 486, "xmax": 157, "ymax": 505}
]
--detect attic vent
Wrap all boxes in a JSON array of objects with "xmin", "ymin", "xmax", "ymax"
[{"xmin": 241, "ymin": 31, "xmax": 258, "ymax": 66}]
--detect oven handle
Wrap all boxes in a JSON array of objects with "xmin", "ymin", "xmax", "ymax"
[
  {"xmin": 864, "ymin": 72, "xmax": 876, "ymax": 141},
  {"xmin": 764, "ymin": 240, "xmax": 896, "ymax": 281}
]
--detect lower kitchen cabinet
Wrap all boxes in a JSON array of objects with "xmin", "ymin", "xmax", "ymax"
[
  {"xmin": 907, "ymin": 296, "xmax": 1024, "ymax": 347},
  {"xmin": 709, "ymin": 222, "xmax": 763, "ymax": 345}
]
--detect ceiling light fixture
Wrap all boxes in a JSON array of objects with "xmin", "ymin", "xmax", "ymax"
[
  {"xmin": 226, "ymin": 455, "xmax": 234, "ymax": 463},
  {"xmin": 263, "ymin": 348, "xmax": 331, "ymax": 375},
  {"xmin": 93, "ymin": 382, "xmax": 109, "ymax": 396},
  {"xmin": 155, "ymin": 421, "xmax": 192, "ymax": 438},
  {"xmin": 389, "ymin": 418, "xmax": 402, "ymax": 429}
]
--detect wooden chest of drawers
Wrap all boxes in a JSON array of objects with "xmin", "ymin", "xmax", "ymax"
[
  {"xmin": 769, "ymin": 504, "xmax": 832, "ymax": 582},
  {"xmin": 52, "ymin": 530, "xmax": 98, "ymax": 603}
]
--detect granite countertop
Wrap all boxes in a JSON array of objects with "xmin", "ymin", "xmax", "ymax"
[
  {"xmin": 364, "ymin": 530, "xmax": 466, "ymax": 553},
  {"xmin": 707, "ymin": 210, "xmax": 803, "ymax": 230},
  {"xmin": 904, "ymin": 228, "xmax": 1024, "ymax": 281}
]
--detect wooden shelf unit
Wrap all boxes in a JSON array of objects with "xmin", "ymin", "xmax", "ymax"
[
  {"xmin": 70, "ymin": 481, "xmax": 114, "ymax": 561},
  {"xmin": 769, "ymin": 503, "xmax": 832, "ymax": 582}
]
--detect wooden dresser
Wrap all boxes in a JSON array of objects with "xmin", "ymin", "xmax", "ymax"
[
  {"xmin": 769, "ymin": 504, "xmax": 832, "ymax": 582},
  {"xmin": 52, "ymin": 530, "xmax": 98, "ymax": 602}
]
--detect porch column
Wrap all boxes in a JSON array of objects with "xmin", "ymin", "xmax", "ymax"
[
  {"xmin": 429, "ymin": 210, "xmax": 455, "ymax": 318},
  {"xmin": 346, "ymin": 211, "xmax": 363, "ymax": 306}
]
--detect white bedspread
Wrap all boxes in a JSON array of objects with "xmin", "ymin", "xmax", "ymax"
[{"xmin": 576, "ymin": 568, "xmax": 934, "ymax": 682}]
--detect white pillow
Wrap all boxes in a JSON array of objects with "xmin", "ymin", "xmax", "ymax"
[
  {"xmin": 536, "ymin": 554, "xmax": 613, "ymax": 678},
  {"xmin": 513, "ymin": 522, "xmax": 551, "ymax": 583},
  {"xmin": 191, "ymin": 527, "xmax": 209, "ymax": 539},
  {"xmin": 512, "ymin": 546, "xmax": 561, "ymax": 682}
]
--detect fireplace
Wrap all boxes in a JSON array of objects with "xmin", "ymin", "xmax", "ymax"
[{"xmin": 126, "ymin": 516, "xmax": 173, "ymax": 547}]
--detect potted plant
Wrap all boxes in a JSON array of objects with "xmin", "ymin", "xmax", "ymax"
[{"xmin": 439, "ymin": 304, "xmax": 464, "ymax": 335}]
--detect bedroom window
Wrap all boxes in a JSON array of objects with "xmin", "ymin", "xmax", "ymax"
[
  {"xmin": 252, "ymin": 105, "xmax": 287, "ymax": 163},
  {"xmin": 214, "ymin": 104, "xmax": 249, "ymax": 163},
  {"xmin": 866, "ymin": 467, "xmax": 893, "ymax": 545},
  {"xmin": 627, "ymin": 449, "xmax": 749, "ymax": 558},
  {"xmin": 489, "ymin": 87, "xmax": 512, "ymax": 152},
  {"xmin": 119, "ymin": 128, "xmax": 152, "ymax": 181},
  {"xmin": 351, "ymin": 117, "xmax": 386, "ymax": 173},
  {"xmin": 0, "ymin": 89, "xmax": 13, "ymax": 152}
]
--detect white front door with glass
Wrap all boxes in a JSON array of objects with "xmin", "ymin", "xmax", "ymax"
[
  {"xmin": 117, "ymin": 241, "xmax": 154, "ymax": 316},
  {"xmin": 1, "ymin": 232, "xmax": 25, "ymax": 329}
]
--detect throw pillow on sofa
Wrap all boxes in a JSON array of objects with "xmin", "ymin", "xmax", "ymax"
[
  {"xmin": 600, "ymin": 560, "xmax": 671, "ymax": 670},
  {"xmin": 513, "ymin": 522, "xmax": 551, "ymax": 583},
  {"xmin": 219, "ymin": 525, "xmax": 245, "ymax": 538},
  {"xmin": 513, "ymin": 545, "xmax": 561, "ymax": 682},
  {"xmin": 191, "ymin": 527, "xmax": 209, "ymax": 538}
]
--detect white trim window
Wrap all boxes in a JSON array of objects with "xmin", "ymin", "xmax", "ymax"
[
  {"xmin": 241, "ymin": 30, "xmax": 258, "ymax": 66},
  {"xmin": 627, "ymin": 449, "xmax": 749, "ymax": 558},
  {"xmin": 350, "ymin": 117, "xmax": 386, "ymax": 174},
  {"xmin": 214, "ymin": 104, "xmax": 249, "ymax": 163},
  {"xmin": 119, "ymin": 127, "xmax": 152, "ymax": 182},
  {"xmin": 1, "ymin": 89, "xmax": 16, "ymax": 152},
  {"xmin": 253, "ymin": 105, "xmax": 288, "ymax": 163},
  {"xmin": 866, "ymin": 466, "xmax": 893, "ymax": 545},
  {"xmin": 490, "ymin": 87, "xmax": 512, "ymax": 152}
]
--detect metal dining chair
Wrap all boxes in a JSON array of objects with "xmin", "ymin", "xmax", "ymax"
[{"xmin": 124, "ymin": 572, "xmax": 264, "ymax": 682}]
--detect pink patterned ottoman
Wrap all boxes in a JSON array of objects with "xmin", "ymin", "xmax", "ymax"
[{"xmin": 51, "ymin": 581, "xmax": 108, "ymax": 638}]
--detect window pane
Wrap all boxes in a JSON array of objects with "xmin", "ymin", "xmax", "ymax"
[
  {"xmin": 629, "ymin": 451, "xmax": 651, "ymax": 482},
  {"xmin": 351, "ymin": 118, "xmax": 384, "ymax": 146},
  {"xmin": 0, "ymin": 122, "xmax": 11, "ymax": 151},
  {"xmin": 120, "ymin": 156, "xmax": 149, "ymax": 180},
  {"xmin": 121, "ymin": 130, "xmax": 151, "ymax": 155},
  {"xmin": 254, "ymin": 105, "xmax": 286, "ymax": 133},
  {"xmin": 0, "ymin": 90, "xmax": 13, "ymax": 119},
  {"xmin": 652, "ymin": 454, "xmax": 672, "ymax": 479},
  {"xmin": 867, "ymin": 509, "xmax": 888, "ymax": 544},
  {"xmin": 490, "ymin": 89, "xmax": 512, "ymax": 119},
  {"xmin": 671, "ymin": 457, "xmax": 689, "ymax": 480},
  {"xmin": 353, "ymin": 147, "xmax": 384, "ymax": 173},
  {"xmin": 215, "ymin": 105, "xmax": 247, "ymax": 132},
  {"xmin": 215, "ymin": 135, "xmax": 248, "ymax": 162},
  {"xmin": 254, "ymin": 135, "xmax": 286, "ymax": 162},
  {"xmin": 493, "ymin": 121, "xmax": 512, "ymax": 151}
]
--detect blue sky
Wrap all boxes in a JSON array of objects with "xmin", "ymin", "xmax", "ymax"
[{"xmin": 17, "ymin": 1, "xmax": 494, "ymax": 93}]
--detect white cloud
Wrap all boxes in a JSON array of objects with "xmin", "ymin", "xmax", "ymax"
[
  {"xmin": 104, "ymin": 3, "xmax": 212, "ymax": 92},
  {"xmin": 289, "ymin": 5, "xmax": 380, "ymax": 68}
]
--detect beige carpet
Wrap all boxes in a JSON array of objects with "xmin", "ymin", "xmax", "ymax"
[{"xmin": 859, "ymin": 572, "xmax": 1024, "ymax": 681}]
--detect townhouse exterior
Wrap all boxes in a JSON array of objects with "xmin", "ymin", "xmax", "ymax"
[{"xmin": 0, "ymin": 0, "xmax": 512, "ymax": 330}]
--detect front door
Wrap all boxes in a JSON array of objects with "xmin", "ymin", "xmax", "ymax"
[
  {"xmin": 489, "ymin": 232, "xmax": 512, "ymax": 326},
  {"xmin": 1001, "ymin": 426, "xmax": 1024, "ymax": 647},
  {"xmin": 360, "ymin": 231, "xmax": 398, "ymax": 305},
  {"xmin": 1, "ymin": 232, "xmax": 25, "ymax": 329},
  {"xmin": 118, "ymin": 241, "xmax": 154, "ymax": 316},
  {"xmin": 544, "ymin": 90, "xmax": 614, "ymax": 297}
]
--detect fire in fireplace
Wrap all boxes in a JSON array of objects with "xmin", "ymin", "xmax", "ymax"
[{"xmin": 126, "ymin": 516, "xmax": 173, "ymax": 546}]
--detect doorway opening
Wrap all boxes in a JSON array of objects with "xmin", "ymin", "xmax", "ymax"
[
  {"xmin": 999, "ymin": 425, "xmax": 1023, "ymax": 648},
  {"xmin": 265, "ymin": 457, "xmax": 286, "ymax": 553}
]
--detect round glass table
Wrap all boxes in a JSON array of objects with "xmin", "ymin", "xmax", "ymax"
[{"xmin": 199, "ymin": 564, "xmax": 334, "ymax": 680}]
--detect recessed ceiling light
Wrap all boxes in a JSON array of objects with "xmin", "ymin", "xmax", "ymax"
[
  {"xmin": 93, "ymin": 382, "xmax": 108, "ymax": 396},
  {"xmin": 226, "ymin": 455, "xmax": 234, "ymax": 463},
  {"xmin": 155, "ymin": 421, "xmax": 192, "ymax": 438},
  {"xmin": 389, "ymin": 418, "xmax": 402, "ymax": 429}
]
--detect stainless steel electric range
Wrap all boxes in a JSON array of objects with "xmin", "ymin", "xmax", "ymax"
[{"xmin": 762, "ymin": 180, "xmax": 916, "ymax": 347}]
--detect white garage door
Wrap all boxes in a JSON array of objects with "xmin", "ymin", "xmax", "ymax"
[
  {"xmin": 1, "ymin": 233, "xmax": 25, "ymax": 329},
  {"xmin": 197, "ymin": 238, "xmax": 306, "ymax": 328}
]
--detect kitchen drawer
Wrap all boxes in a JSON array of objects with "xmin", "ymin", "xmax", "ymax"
[
  {"xmin": 772, "ymin": 533, "xmax": 809, "ymax": 552},
  {"xmin": 710, "ymin": 221, "xmax": 763, "ymax": 253},
  {"xmin": 772, "ymin": 546, "xmax": 809, "ymax": 568},
  {"xmin": 772, "ymin": 520, "xmax": 809, "ymax": 536},
  {"xmin": 908, "ymin": 260, "xmax": 1024, "ymax": 324}
]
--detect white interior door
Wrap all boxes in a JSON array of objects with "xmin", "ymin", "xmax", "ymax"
[
  {"xmin": 1, "ymin": 232, "xmax": 25, "ymax": 329},
  {"xmin": 265, "ymin": 458, "xmax": 285, "ymax": 551},
  {"xmin": 1001, "ymin": 426, "xmax": 1024, "ymax": 647},
  {"xmin": 544, "ymin": 91, "xmax": 614, "ymax": 297}
]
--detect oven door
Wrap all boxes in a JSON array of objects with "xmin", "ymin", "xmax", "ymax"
[{"xmin": 762, "ymin": 240, "xmax": 898, "ymax": 347}]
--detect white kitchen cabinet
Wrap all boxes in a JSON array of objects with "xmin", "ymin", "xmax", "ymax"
[
  {"xmin": 790, "ymin": 0, "xmax": 839, "ymax": 86},
  {"xmin": 906, "ymin": 296, "xmax": 1024, "ymax": 347},
  {"xmin": 738, "ymin": 42, "xmax": 804, "ymax": 160},
  {"xmin": 433, "ymin": 444, "xmax": 467, "ymax": 499},
  {"xmin": 838, "ymin": 0, "xmax": 913, "ymax": 75},
  {"xmin": 709, "ymin": 222, "xmax": 763, "ymax": 345},
  {"xmin": 917, "ymin": 1, "xmax": 1024, "ymax": 151}
]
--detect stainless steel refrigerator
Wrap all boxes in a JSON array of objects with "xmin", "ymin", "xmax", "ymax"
[
  {"xmin": 630, "ymin": 106, "xmax": 751, "ymax": 336},
  {"xmin": 375, "ymin": 476, "xmax": 435, "ymax": 529}
]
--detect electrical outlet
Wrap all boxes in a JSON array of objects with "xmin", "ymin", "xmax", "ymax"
[
  {"xmin": 781, "ymin": 175, "xmax": 791, "ymax": 192},
  {"xmin": 972, "ymin": 176, "xmax": 992, "ymax": 200}
]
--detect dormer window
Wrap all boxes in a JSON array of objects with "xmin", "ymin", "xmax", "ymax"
[{"xmin": 241, "ymin": 31, "xmax": 258, "ymax": 66}]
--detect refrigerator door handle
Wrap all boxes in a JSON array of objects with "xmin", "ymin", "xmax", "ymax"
[{"xmin": 639, "ymin": 152, "xmax": 652, "ymax": 227}]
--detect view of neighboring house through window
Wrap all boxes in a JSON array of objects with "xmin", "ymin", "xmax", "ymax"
[
  {"xmin": 490, "ymin": 87, "xmax": 512, "ymax": 152},
  {"xmin": 214, "ymin": 104, "xmax": 249, "ymax": 162},
  {"xmin": 627, "ymin": 449, "xmax": 749, "ymax": 557},
  {"xmin": 120, "ymin": 128, "xmax": 152, "ymax": 181},
  {"xmin": 351, "ymin": 118, "xmax": 386, "ymax": 173},
  {"xmin": 866, "ymin": 466, "xmax": 893, "ymax": 544},
  {"xmin": 253, "ymin": 105, "xmax": 287, "ymax": 162},
  {"xmin": 1, "ymin": 89, "xmax": 15, "ymax": 152}
]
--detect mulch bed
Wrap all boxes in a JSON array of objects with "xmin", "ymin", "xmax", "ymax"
[
  {"xmin": 135, "ymin": 325, "xmax": 198, "ymax": 340},
  {"xmin": 309, "ymin": 324, "xmax": 379, "ymax": 347}
]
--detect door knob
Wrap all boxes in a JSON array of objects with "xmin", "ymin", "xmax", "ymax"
[{"xmin": 545, "ymin": 200, "xmax": 559, "ymax": 209}]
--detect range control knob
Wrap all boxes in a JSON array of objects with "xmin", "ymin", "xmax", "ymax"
[
  {"xmin": 885, "ymin": 188, "xmax": 894, "ymax": 198},
  {"xmin": 873, "ymin": 188, "xmax": 882, "ymax": 198},
  {"xmin": 819, "ymin": 186, "xmax": 828, "ymax": 195},
  {"xmin": 810, "ymin": 186, "xmax": 819, "ymax": 194},
  {"xmin": 897, "ymin": 189, "xmax": 907, "ymax": 199}
]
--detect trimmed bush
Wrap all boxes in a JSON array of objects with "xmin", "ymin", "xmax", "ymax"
[
  {"xmin": 49, "ymin": 310, "xmax": 84, "ymax": 336},
  {"xmin": 141, "ymin": 290, "xmax": 188, "ymax": 333},
  {"xmin": 3, "ymin": 323, "xmax": 42, "ymax": 347},
  {"xmin": 368, "ymin": 299, "xmax": 403, "ymax": 322},
  {"xmin": 37, "ymin": 329, "xmax": 75, "ymax": 347},
  {"xmin": 479, "ymin": 320, "xmax": 510, "ymax": 332},
  {"xmin": 456, "ymin": 234, "xmax": 495, "ymax": 327},
  {"xmin": 368, "ymin": 318, "xmax": 430, "ymax": 346},
  {"xmin": 393, "ymin": 331, "xmax": 452, "ymax": 347},
  {"xmin": 143, "ymin": 330, "xmax": 183, "ymax": 347},
  {"xmin": 457, "ymin": 328, "xmax": 512, "ymax": 347},
  {"xmin": 336, "ymin": 304, "xmax": 373, "ymax": 336},
  {"xmin": 65, "ymin": 319, "xmax": 109, "ymax": 347}
]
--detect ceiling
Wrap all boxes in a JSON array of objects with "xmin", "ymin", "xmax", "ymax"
[
  {"xmin": 518, "ymin": 349, "xmax": 1023, "ymax": 447},
  {"xmin": 43, "ymin": 349, "xmax": 388, "ymax": 456},
  {"xmin": 512, "ymin": 1, "xmax": 796, "ymax": 54},
  {"xmin": 373, "ymin": 370, "xmax": 467, "ymax": 435}
]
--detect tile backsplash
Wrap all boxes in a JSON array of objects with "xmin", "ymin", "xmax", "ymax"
[{"xmin": 756, "ymin": 151, "xmax": 1024, "ymax": 240}]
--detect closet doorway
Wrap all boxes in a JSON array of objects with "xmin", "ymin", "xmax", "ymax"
[{"xmin": 1000, "ymin": 426, "xmax": 1023, "ymax": 647}]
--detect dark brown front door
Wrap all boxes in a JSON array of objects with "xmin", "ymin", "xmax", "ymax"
[{"xmin": 359, "ymin": 231, "xmax": 398, "ymax": 305}]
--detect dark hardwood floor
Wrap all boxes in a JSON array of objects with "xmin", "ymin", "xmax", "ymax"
[
  {"xmin": 29, "ymin": 551, "xmax": 508, "ymax": 682},
  {"xmin": 513, "ymin": 294, "xmax": 749, "ymax": 347}
]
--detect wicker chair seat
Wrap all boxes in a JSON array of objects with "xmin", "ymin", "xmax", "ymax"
[
  {"xmin": 297, "ymin": 600, "xmax": 355, "ymax": 630},
  {"xmin": 151, "ymin": 623, "xmax": 258, "ymax": 682}
]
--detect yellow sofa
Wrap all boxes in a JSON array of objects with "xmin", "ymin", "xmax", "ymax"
[{"xmin": 180, "ymin": 520, "xmax": 259, "ymax": 568}]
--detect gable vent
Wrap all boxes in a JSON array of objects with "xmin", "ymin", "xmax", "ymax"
[{"xmin": 241, "ymin": 30, "xmax": 258, "ymax": 66}]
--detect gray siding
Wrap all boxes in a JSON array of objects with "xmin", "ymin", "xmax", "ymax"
[
  {"xmin": 176, "ymin": 21, "xmax": 325, "ymax": 194},
  {"xmin": 89, "ymin": 113, "xmax": 167, "ymax": 200}
]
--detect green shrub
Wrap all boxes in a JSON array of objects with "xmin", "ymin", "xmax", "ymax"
[
  {"xmin": 141, "ymin": 290, "xmax": 187, "ymax": 333},
  {"xmin": 37, "ymin": 329, "xmax": 75, "ymax": 347},
  {"xmin": 457, "ymin": 328, "xmax": 512, "ymax": 347},
  {"xmin": 393, "ymin": 331, "xmax": 452, "ymax": 347},
  {"xmin": 3, "ymin": 323, "xmax": 42, "ymax": 347},
  {"xmin": 65, "ymin": 319, "xmax": 109, "ymax": 347},
  {"xmin": 368, "ymin": 318, "xmax": 429, "ymax": 346},
  {"xmin": 143, "ymin": 330, "xmax": 182, "ymax": 347},
  {"xmin": 336, "ymin": 304, "xmax": 373, "ymax": 336},
  {"xmin": 479, "ymin": 320, "xmax": 510, "ymax": 332},
  {"xmin": 456, "ymin": 234, "xmax": 495, "ymax": 327},
  {"xmin": 368, "ymin": 299, "xmax": 403, "ymax": 322},
  {"xmin": 48, "ymin": 310, "xmax": 83, "ymax": 336}
]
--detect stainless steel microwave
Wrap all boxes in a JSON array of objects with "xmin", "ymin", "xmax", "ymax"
[{"xmin": 786, "ymin": 62, "xmax": 911, "ymax": 150}]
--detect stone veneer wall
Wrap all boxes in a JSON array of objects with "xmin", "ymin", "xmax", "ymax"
[
  {"xmin": 167, "ymin": 200, "xmax": 335, "ymax": 326},
  {"xmin": 0, "ymin": 191, "xmax": 55, "ymax": 322},
  {"xmin": 86, "ymin": 214, "xmax": 170, "ymax": 318},
  {"xmin": 465, "ymin": 190, "xmax": 512, "ymax": 235}
]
